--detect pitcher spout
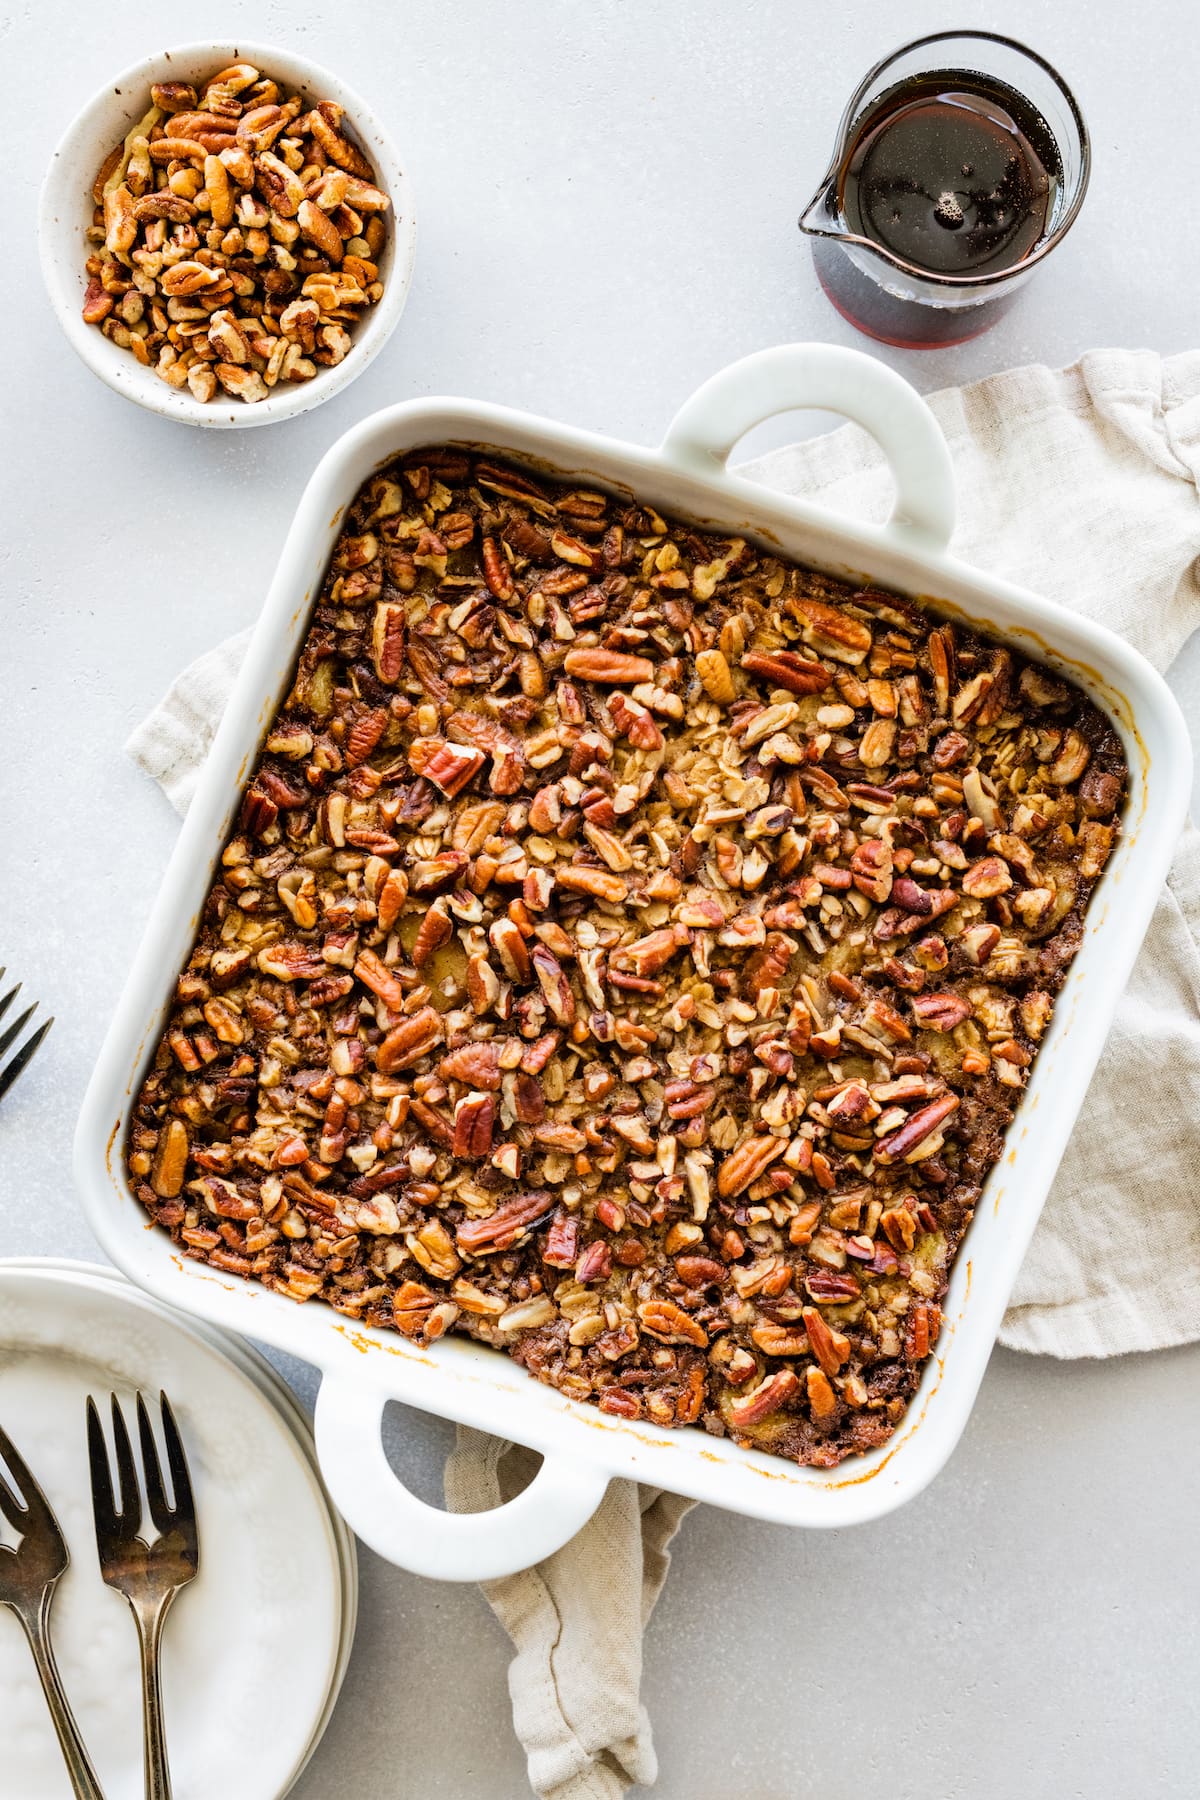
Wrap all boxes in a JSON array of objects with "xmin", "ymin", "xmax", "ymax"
[{"xmin": 798, "ymin": 174, "xmax": 843, "ymax": 241}]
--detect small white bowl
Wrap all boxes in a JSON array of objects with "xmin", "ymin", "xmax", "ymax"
[{"xmin": 39, "ymin": 40, "xmax": 416, "ymax": 428}]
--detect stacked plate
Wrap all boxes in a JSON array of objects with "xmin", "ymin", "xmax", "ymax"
[{"xmin": 0, "ymin": 1259, "xmax": 356, "ymax": 1800}]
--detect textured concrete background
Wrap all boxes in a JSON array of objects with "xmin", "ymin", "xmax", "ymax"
[{"xmin": 3, "ymin": 1, "xmax": 1199, "ymax": 1794}]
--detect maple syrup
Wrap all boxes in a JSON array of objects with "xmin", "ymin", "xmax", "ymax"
[{"xmin": 800, "ymin": 36, "xmax": 1089, "ymax": 348}]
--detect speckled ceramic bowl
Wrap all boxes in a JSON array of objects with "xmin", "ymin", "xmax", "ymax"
[{"xmin": 38, "ymin": 41, "xmax": 416, "ymax": 428}]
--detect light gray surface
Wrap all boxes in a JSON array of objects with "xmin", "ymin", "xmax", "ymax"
[{"xmin": 3, "ymin": 2, "xmax": 1199, "ymax": 1796}]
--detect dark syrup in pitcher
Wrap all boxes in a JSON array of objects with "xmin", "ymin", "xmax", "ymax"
[{"xmin": 813, "ymin": 70, "xmax": 1062, "ymax": 346}]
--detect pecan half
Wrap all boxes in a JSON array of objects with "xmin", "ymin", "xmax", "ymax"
[
  {"xmin": 638, "ymin": 1298, "xmax": 708, "ymax": 1346},
  {"xmin": 557, "ymin": 866, "xmax": 628, "ymax": 903},
  {"xmin": 728, "ymin": 1369, "xmax": 800, "ymax": 1429},
  {"xmin": 910, "ymin": 992, "xmax": 971, "ymax": 1032},
  {"xmin": 562, "ymin": 648, "xmax": 656, "ymax": 684},
  {"xmin": 408, "ymin": 737, "xmax": 485, "ymax": 798},
  {"xmin": 611, "ymin": 927, "xmax": 686, "ymax": 979},
  {"xmin": 456, "ymin": 1190, "xmax": 555, "ymax": 1254},
  {"xmin": 150, "ymin": 1119, "xmax": 189, "ymax": 1198},
  {"xmin": 354, "ymin": 948, "xmax": 407, "ymax": 1009},
  {"xmin": 375, "ymin": 1006, "xmax": 444, "ymax": 1072},
  {"xmin": 438, "ymin": 1041, "xmax": 502, "ymax": 1089},
  {"xmin": 740, "ymin": 649, "xmax": 830, "ymax": 695},
  {"xmin": 695, "ymin": 648, "xmax": 736, "ymax": 704},
  {"xmin": 790, "ymin": 596, "xmax": 872, "ymax": 664},
  {"xmin": 874, "ymin": 1093, "xmax": 960, "ymax": 1164},
  {"xmin": 717, "ymin": 1134, "xmax": 786, "ymax": 1197},
  {"xmin": 805, "ymin": 1366, "xmax": 838, "ymax": 1420},
  {"xmin": 453, "ymin": 1092, "xmax": 496, "ymax": 1158},
  {"xmin": 371, "ymin": 601, "xmax": 406, "ymax": 682},
  {"xmin": 802, "ymin": 1306, "xmax": 850, "ymax": 1376},
  {"xmin": 411, "ymin": 903, "xmax": 453, "ymax": 968}
]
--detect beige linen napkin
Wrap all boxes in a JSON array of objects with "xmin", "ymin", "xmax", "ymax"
[{"xmin": 127, "ymin": 348, "xmax": 1200, "ymax": 1796}]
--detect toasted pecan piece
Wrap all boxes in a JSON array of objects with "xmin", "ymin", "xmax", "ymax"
[{"xmin": 563, "ymin": 648, "xmax": 655, "ymax": 684}]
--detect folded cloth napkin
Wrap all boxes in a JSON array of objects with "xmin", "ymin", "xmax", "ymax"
[{"xmin": 127, "ymin": 348, "xmax": 1200, "ymax": 1797}]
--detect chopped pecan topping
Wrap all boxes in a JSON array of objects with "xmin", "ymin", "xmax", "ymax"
[{"xmin": 128, "ymin": 448, "xmax": 1125, "ymax": 1473}]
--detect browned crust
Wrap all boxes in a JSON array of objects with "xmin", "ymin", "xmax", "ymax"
[{"xmin": 126, "ymin": 451, "xmax": 1126, "ymax": 1468}]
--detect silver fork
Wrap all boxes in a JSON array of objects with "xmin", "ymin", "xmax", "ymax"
[
  {"xmin": 0, "ymin": 967, "xmax": 54, "ymax": 1103},
  {"xmin": 86, "ymin": 1394, "xmax": 199, "ymax": 1800},
  {"xmin": 0, "ymin": 1421, "xmax": 107, "ymax": 1800}
]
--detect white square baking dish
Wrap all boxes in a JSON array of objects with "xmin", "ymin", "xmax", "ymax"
[{"xmin": 74, "ymin": 345, "xmax": 1192, "ymax": 1579}]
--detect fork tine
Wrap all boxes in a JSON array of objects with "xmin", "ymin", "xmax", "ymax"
[
  {"xmin": 0, "ymin": 1421, "xmax": 32, "ymax": 1530},
  {"xmin": 109, "ymin": 1395, "xmax": 142, "ymax": 1534},
  {"xmin": 0, "ymin": 1420, "xmax": 58, "ymax": 1539},
  {"xmin": 137, "ymin": 1393, "xmax": 175, "ymax": 1536},
  {"xmin": 0, "ymin": 975, "xmax": 18, "ymax": 1025},
  {"xmin": 0, "ymin": 1002, "xmax": 37, "ymax": 1064},
  {"xmin": 85, "ymin": 1397, "xmax": 121, "ymax": 1544},
  {"xmin": 0, "ymin": 1017, "xmax": 53, "ymax": 1105},
  {"xmin": 0, "ymin": 1471, "xmax": 25, "ymax": 1531},
  {"xmin": 158, "ymin": 1394, "xmax": 196, "ymax": 1548}
]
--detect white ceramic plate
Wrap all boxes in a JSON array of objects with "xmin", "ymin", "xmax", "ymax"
[
  {"xmin": 0, "ymin": 1257, "xmax": 360, "ymax": 1777},
  {"xmin": 0, "ymin": 1261, "xmax": 351, "ymax": 1799}
]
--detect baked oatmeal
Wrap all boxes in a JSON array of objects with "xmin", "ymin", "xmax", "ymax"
[{"xmin": 127, "ymin": 449, "xmax": 1127, "ymax": 1467}]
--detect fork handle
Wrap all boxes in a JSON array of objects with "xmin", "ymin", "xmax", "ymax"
[
  {"xmin": 132, "ymin": 1596, "xmax": 174, "ymax": 1800},
  {"xmin": 20, "ymin": 1597, "xmax": 108, "ymax": 1800}
]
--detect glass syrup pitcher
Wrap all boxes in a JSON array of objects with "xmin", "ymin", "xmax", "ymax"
[{"xmin": 799, "ymin": 31, "xmax": 1091, "ymax": 348}]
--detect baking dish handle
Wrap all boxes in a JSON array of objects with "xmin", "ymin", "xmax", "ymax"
[
  {"xmin": 313, "ymin": 1375, "xmax": 610, "ymax": 1581},
  {"xmin": 660, "ymin": 343, "xmax": 956, "ymax": 552}
]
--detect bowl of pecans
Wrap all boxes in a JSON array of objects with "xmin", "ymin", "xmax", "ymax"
[{"xmin": 39, "ymin": 42, "xmax": 416, "ymax": 427}]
